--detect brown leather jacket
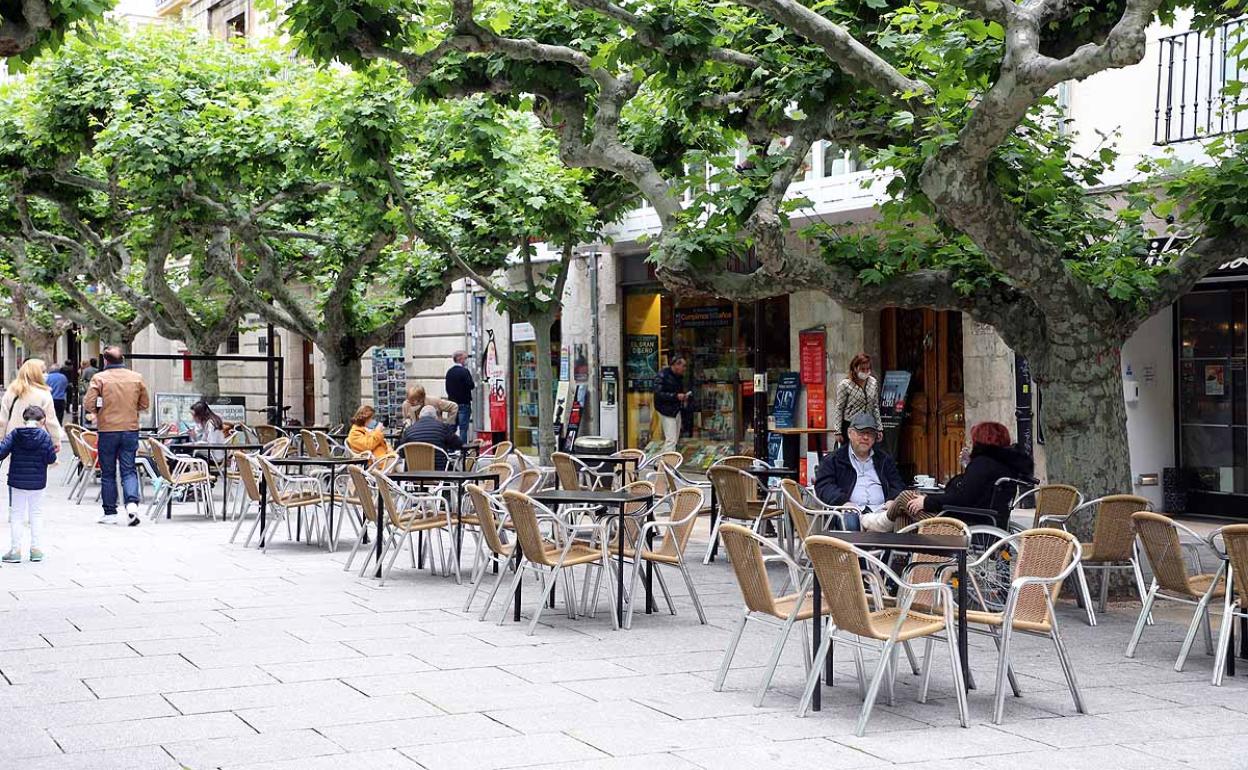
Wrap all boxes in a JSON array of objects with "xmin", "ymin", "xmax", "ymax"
[{"xmin": 84, "ymin": 365, "xmax": 150, "ymax": 432}]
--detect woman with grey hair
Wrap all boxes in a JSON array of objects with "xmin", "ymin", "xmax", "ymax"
[{"xmin": 399, "ymin": 404, "xmax": 463, "ymax": 470}]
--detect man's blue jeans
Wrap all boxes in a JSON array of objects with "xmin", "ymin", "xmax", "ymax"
[
  {"xmin": 456, "ymin": 402, "xmax": 472, "ymax": 444},
  {"xmin": 97, "ymin": 430, "xmax": 140, "ymax": 515}
]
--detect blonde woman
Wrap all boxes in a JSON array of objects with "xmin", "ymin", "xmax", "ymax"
[
  {"xmin": 0, "ymin": 359, "xmax": 63, "ymax": 446},
  {"xmin": 400, "ymin": 384, "xmax": 458, "ymax": 426}
]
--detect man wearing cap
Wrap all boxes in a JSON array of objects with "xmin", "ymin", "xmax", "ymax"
[{"xmin": 814, "ymin": 413, "xmax": 905, "ymax": 531}]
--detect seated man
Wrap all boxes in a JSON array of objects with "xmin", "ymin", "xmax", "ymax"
[
  {"xmin": 813, "ymin": 413, "xmax": 905, "ymax": 531},
  {"xmin": 399, "ymin": 405, "xmax": 463, "ymax": 471}
]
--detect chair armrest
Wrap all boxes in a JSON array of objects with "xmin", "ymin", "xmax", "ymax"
[{"xmin": 940, "ymin": 505, "xmax": 1001, "ymax": 528}]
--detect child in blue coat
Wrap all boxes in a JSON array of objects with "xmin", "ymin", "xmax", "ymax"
[{"xmin": 1, "ymin": 405, "xmax": 59, "ymax": 563}]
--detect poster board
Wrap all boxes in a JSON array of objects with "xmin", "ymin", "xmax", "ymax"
[
  {"xmin": 599, "ymin": 366, "xmax": 619, "ymax": 441},
  {"xmin": 371, "ymin": 348, "xmax": 407, "ymax": 428},
  {"xmin": 153, "ymin": 393, "xmax": 247, "ymax": 431},
  {"xmin": 798, "ymin": 329, "xmax": 826, "ymax": 385},
  {"xmin": 768, "ymin": 372, "xmax": 800, "ymax": 466},
  {"xmin": 625, "ymin": 334, "xmax": 659, "ymax": 392}
]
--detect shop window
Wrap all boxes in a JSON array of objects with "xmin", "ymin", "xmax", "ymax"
[
  {"xmin": 1178, "ymin": 289, "xmax": 1248, "ymax": 494},
  {"xmin": 225, "ymin": 327, "xmax": 240, "ymax": 355},
  {"xmin": 387, "ymin": 328, "xmax": 406, "ymax": 350},
  {"xmin": 822, "ymin": 141, "xmax": 860, "ymax": 176}
]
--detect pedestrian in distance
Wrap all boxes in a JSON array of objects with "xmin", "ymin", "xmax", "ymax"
[
  {"xmin": 84, "ymin": 346, "xmax": 150, "ymax": 527},
  {"xmin": 653, "ymin": 355, "xmax": 692, "ymax": 453},
  {"xmin": 0, "ymin": 359, "xmax": 64, "ymax": 447},
  {"xmin": 45, "ymin": 364, "xmax": 69, "ymax": 424},
  {"xmin": 830, "ymin": 352, "xmax": 881, "ymax": 446},
  {"xmin": 445, "ymin": 351, "xmax": 475, "ymax": 444},
  {"xmin": 0, "ymin": 405, "xmax": 59, "ymax": 564}
]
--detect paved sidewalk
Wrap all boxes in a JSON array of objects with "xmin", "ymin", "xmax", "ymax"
[{"xmin": 1, "ymin": 475, "xmax": 1246, "ymax": 769}]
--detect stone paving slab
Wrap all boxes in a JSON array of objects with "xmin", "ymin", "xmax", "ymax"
[{"xmin": 2, "ymin": 475, "xmax": 1248, "ymax": 769}]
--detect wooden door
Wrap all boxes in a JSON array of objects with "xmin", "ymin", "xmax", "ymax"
[
  {"xmin": 301, "ymin": 338, "xmax": 316, "ymax": 426},
  {"xmin": 880, "ymin": 309, "xmax": 965, "ymax": 481}
]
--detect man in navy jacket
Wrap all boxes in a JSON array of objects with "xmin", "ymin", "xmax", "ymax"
[{"xmin": 814, "ymin": 413, "xmax": 905, "ymax": 529}]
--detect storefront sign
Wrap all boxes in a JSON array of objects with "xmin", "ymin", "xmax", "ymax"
[
  {"xmin": 674, "ymin": 305, "xmax": 733, "ymax": 328},
  {"xmin": 511, "ymin": 322, "xmax": 535, "ymax": 342},
  {"xmin": 625, "ymin": 334, "xmax": 659, "ymax": 392},
  {"xmin": 798, "ymin": 330, "xmax": 826, "ymax": 385},
  {"xmin": 806, "ymin": 382, "xmax": 826, "ymax": 428}
]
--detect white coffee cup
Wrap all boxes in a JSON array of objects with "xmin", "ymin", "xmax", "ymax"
[{"xmin": 914, "ymin": 475, "xmax": 934, "ymax": 487}]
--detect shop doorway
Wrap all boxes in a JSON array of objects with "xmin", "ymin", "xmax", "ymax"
[{"xmin": 880, "ymin": 308, "xmax": 965, "ymax": 481}]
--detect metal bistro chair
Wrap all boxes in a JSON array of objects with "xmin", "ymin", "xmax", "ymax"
[
  {"xmin": 797, "ymin": 535, "xmax": 967, "ymax": 735},
  {"xmin": 1213, "ymin": 524, "xmax": 1248, "ymax": 686},
  {"xmin": 461, "ymin": 482, "xmax": 520, "ymax": 618},
  {"xmin": 69, "ymin": 429, "xmax": 100, "ymax": 504},
  {"xmin": 370, "ymin": 469, "xmax": 460, "ymax": 586},
  {"xmin": 397, "ymin": 441, "xmax": 454, "ymax": 473},
  {"xmin": 619, "ymin": 487, "xmax": 708, "ymax": 629},
  {"xmin": 498, "ymin": 490, "xmax": 618, "ymax": 635},
  {"xmin": 255, "ymin": 456, "xmax": 326, "ymax": 548},
  {"xmin": 342, "ymin": 465, "xmax": 380, "ymax": 574},
  {"xmin": 705, "ymin": 465, "xmax": 786, "ymax": 564},
  {"xmin": 1127, "ymin": 512, "xmax": 1226, "ymax": 672},
  {"xmin": 552, "ymin": 451, "xmax": 610, "ymax": 491},
  {"xmin": 715, "ymin": 523, "xmax": 819, "ymax": 707},
  {"xmin": 1040, "ymin": 494, "xmax": 1151, "ymax": 626},
  {"xmin": 963, "ymin": 528, "xmax": 1086, "ymax": 724},
  {"xmin": 144, "ymin": 439, "xmax": 213, "ymax": 522},
  {"xmin": 1021, "ymin": 484, "xmax": 1084, "ymax": 529}
]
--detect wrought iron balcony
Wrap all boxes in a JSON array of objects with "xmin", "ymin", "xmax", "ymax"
[{"xmin": 1155, "ymin": 18, "xmax": 1248, "ymax": 145}]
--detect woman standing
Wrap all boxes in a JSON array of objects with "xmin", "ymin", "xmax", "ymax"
[
  {"xmin": 0, "ymin": 360, "xmax": 64, "ymax": 446},
  {"xmin": 830, "ymin": 352, "xmax": 881, "ymax": 444}
]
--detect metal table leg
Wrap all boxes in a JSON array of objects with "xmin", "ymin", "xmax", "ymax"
[
  {"xmin": 958, "ymin": 550, "xmax": 970, "ymax": 690},
  {"xmin": 258, "ymin": 477, "xmax": 267, "ymax": 549},
  {"xmin": 374, "ymin": 487, "xmax": 385, "ymax": 579},
  {"xmin": 812, "ymin": 575, "xmax": 822, "ymax": 711},
  {"xmin": 617, "ymin": 505, "xmax": 626, "ymax": 628}
]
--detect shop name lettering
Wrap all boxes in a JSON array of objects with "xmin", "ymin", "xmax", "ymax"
[{"xmin": 675, "ymin": 307, "xmax": 733, "ymax": 328}]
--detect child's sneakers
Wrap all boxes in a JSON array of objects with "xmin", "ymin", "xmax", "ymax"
[
  {"xmin": 28, "ymin": 548, "xmax": 43, "ymax": 562},
  {"xmin": 1, "ymin": 549, "xmax": 19, "ymax": 564}
]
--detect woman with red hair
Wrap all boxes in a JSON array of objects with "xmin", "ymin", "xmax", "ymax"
[{"xmin": 907, "ymin": 421, "xmax": 1034, "ymax": 518}]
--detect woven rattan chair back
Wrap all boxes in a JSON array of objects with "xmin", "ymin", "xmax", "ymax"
[
  {"xmin": 502, "ymin": 467, "xmax": 543, "ymax": 494},
  {"xmin": 655, "ymin": 487, "xmax": 704, "ymax": 559},
  {"xmin": 465, "ymin": 483, "xmax": 508, "ymax": 556},
  {"xmin": 262, "ymin": 437, "xmax": 291, "ymax": 458},
  {"xmin": 615, "ymin": 448, "xmax": 645, "ymax": 483},
  {"xmin": 779, "ymin": 479, "xmax": 813, "ymax": 540},
  {"xmin": 77, "ymin": 431, "xmax": 99, "ymax": 464},
  {"xmin": 256, "ymin": 457, "xmax": 283, "ymax": 502},
  {"xmin": 617, "ymin": 480, "xmax": 654, "ymax": 544},
  {"xmin": 653, "ymin": 450, "xmax": 683, "ymax": 470},
  {"xmin": 370, "ymin": 452, "xmax": 400, "ymax": 474},
  {"xmin": 234, "ymin": 452, "xmax": 263, "ymax": 503},
  {"xmin": 649, "ymin": 466, "xmax": 671, "ymax": 496},
  {"xmin": 1011, "ymin": 528, "xmax": 1078, "ymax": 627},
  {"xmin": 298, "ymin": 429, "xmax": 317, "ymax": 457},
  {"xmin": 1030, "ymin": 484, "xmax": 1082, "ymax": 527},
  {"xmin": 348, "ymin": 465, "xmax": 379, "ymax": 525},
  {"xmin": 146, "ymin": 439, "xmax": 175, "ymax": 483},
  {"xmin": 805, "ymin": 535, "xmax": 877, "ymax": 638},
  {"xmin": 719, "ymin": 455, "xmax": 757, "ymax": 470},
  {"xmin": 400, "ymin": 442, "xmax": 438, "ymax": 472},
  {"xmin": 502, "ymin": 490, "xmax": 556, "ymax": 568},
  {"xmin": 905, "ymin": 517, "xmax": 969, "ymax": 609},
  {"xmin": 1132, "ymin": 512, "xmax": 1197, "ymax": 597},
  {"xmin": 1088, "ymin": 495, "xmax": 1150, "ymax": 562},
  {"xmin": 551, "ymin": 452, "xmax": 583, "ymax": 491},
  {"xmin": 313, "ymin": 431, "xmax": 334, "ymax": 458},
  {"xmin": 709, "ymin": 465, "xmax": 761, "ymax": 520},
  {"xmin": 373, "ymin": 470, "xmax": 431, "ymax": 528},
  {"xmin": 255, "ymin": 425, "xmax": 282, "ymax": 444},
  {"xmin": 488, "ymin": 441, "xmax": 514, "ymax": 459},
  {"xmin": 1221, "ymin": 524, "xmax": 1248, "ymax": 599},
  {"xmin": 484, "ymin": 461, "xmax": 512, "ymax": 490},
  {"xmin": 720, "ymin": 523, "xmax": 779, "ymax": 616}
]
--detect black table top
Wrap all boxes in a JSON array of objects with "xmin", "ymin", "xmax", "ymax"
[
  {"xmin": 168, "ymin": 442, "xmax": 266, "ymax": 451},
  {"xmin": 143, "ymin": 432, "xmax": 191, "ymax": 440},
  {"xmin": 816, "ymin": 530, "xmax": 968, "ymax": 552},
  {"xmin": 533, "ymin": 489, "xmax": 654, "ymax": 506},
  {"xmin": 269, "ymin": 456, "xmax": 369, "ymax": 466},
  {"xmin": 390, "ymin": 469, "xmax": 500, "ymax": 482},
  {"xmin": 748, "ymin": 466, "xmax": 798, "ymax": 479}
]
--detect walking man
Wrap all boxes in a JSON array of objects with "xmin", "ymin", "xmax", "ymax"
[
  {"xmin": 445, "ymin": 351, "xmax": 475, "ymax": 444},
  {"xmin": 654, "ymin": 355, "xmax": 691, "ymax": 453},
  {"xmin": 45, "ymin": 364, "xmax": 69, "ymax": 424},
  {"xmin": 85, "ymin": 346, "xmax": 149, "ymax": 526}
]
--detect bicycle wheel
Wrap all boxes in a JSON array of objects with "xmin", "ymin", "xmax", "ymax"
[{"xmin": 966, "ymin": 526, "xmax": 1015, "ymax": 612}]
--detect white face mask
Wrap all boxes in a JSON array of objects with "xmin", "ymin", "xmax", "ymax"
[{"xmin": 857, "ymin": 369, "xmax": 870, "ymax": 381}]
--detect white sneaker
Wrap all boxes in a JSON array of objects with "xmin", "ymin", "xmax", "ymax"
[
  {"xmin": 97, "ymin": 513, "xmax": 120, "ymax": 525},
  {"xmin": 124, "ymin": 502, "xmax": 139, "ymax": 516}
]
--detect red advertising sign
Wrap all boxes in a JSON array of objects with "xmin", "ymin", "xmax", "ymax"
[
  {"xmin": 807, "ymin": 382, "xmax": 826, "ymax": 429},
  {"xmin": 799, "ymin": 330, "xmax": 826, "ymax": 385}
]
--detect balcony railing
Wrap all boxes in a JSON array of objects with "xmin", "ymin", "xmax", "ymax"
[{"xmin": 1155, "ymin": 18, "xmax": 1248, "ymax": 145}]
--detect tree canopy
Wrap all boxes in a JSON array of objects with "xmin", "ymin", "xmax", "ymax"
[{"xmin": 277, "ymin": 0, "xmax": 1248, "ymax": 498}]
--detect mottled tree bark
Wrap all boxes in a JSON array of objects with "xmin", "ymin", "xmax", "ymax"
[
  {"xmin": 530, "ymin": 312, "xmax": 558, "ymax": 465},
  {"xmin": 320, "ymin": 346, "xmax": 363, "ymax": 428}
]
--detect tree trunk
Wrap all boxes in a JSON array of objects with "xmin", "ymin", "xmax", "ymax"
[
  {"xmin": 321, "ymin": 347, "xmax": 363, "ymax": 428},
  {"xmin": 531, "ymin": 312, "xmax": 558, "ymax": 465},
  {"xmin": 1032, "ymin": 338, "xmax": 1133, "ymax": 542},
  {"xmin": 186, "ymin": 342, "xmax": 221, "ymax": 402},
  {"xmin": 22, "ymin": 330, "xmax": 58, "ymax": 365}
]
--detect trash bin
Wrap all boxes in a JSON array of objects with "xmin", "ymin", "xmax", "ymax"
[{"xmin": 572, "ymin": 436, "xmax": 616, "ymax": 456}]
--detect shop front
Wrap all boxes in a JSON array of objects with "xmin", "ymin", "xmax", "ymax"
[
  {"xmin": 621, "ymin": 264, "xmax": 790, "ymax": 467},
  {"xmin": 510, "ymin": 318, "xmax": 562, "ymax": 456},
  {"xmin": 1176, "ymin": 282, "xmax": 1248, "ymax": 516}
]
